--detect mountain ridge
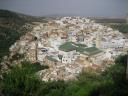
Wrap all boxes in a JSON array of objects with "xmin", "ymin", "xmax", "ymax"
[{"xmin": 0, "ymin": 9, "xmax": 45, "ymax": 61}]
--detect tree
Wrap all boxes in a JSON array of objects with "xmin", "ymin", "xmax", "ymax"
[
  {"xmin": 1, "ymin": 61, "xmax": 43, "ymax": 96},
  {"xmin": 93, "ymin": 55, "xmax": 128, "ymax": 96}
]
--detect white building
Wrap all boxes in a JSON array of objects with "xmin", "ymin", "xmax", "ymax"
[
  {"xmin": 101, "ymin": 39, "xmax": 125, "ymax": 49},
  {"xmin": 61, "ymin": 50, "xmax": 77, "ymax": 64},
  {"xmin": 50, "ymin": 37, "xmax": 65, "ymax": 51}
]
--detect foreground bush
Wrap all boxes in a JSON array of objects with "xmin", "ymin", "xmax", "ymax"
[{"xmin": 1, "ymin": 55, "xmax": 128, "ymax": 96}]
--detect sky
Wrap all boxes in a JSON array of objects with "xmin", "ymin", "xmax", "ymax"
[{"xmin": 0, "ymin": 0, "xmax": 127, "ymax": 18}]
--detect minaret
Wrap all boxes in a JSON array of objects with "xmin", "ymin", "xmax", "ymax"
[{"xmin": 96, "ymin": 33, "xmax": 101, "ymax": 48}]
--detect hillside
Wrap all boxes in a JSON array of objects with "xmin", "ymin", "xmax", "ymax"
[
  {"xmin": 0, "ymin": 10, "xmax": 46, "ymax": 61},
  {"xmin": 92, "ymin": 18, "xmax": 128, "ymax": 34},
  {"xmin": 92, "ymin": 18, "xmax": 126, "ymax": 23},
  {"xmin": 0, "ymin": 9, "xmax": 46, "ymax": 29}
]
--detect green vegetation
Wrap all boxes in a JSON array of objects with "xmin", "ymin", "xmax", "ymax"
[
  {"xmin": 94, "ymin": 18, "xmax": 128, "ymax": 34},
  {"xmin": 1, "ymin": 54, "xmax": 128, "ymax": 96},
  {"xmin": 0, "ymin": 10, "xmax": 47, "ymax": 62},
  {"xmin": 0, "ymin": 26, "xmax": 24, "ymax": 61},
  {"xmin": 91, "ymin": 54, "xmax": 128, "ymax": 96},
  {"xmin": 0, "ymin": 10, "xmax": 26, "ymax": 29},
  {"xmin": 1, "ymin": 61, "xmax": 47, "ymax": 96},
  {"xmin": 94, "ymin": 18, "xmax": 126, "ymax": 23},
  {"xmin": 0, "ymin": 9, "xmax": 46, "ymax": 29},
  {"xmin": 32, "ymin": 62, "xmax": 49, "ymax": 71},
  {"xmin": 0, "ymin": 10, "xmax": 128, "ymax": 96},
  {"xmin": 0, "ymin": 61, "xmax": 102, "ymax": 96},
  {"xmin": 0, "ymin": 10, "xmax": 27, "ymax": 62},
  {"xmin": 110, "ymin": 24, "xmax": 128, "ymax": 33}
]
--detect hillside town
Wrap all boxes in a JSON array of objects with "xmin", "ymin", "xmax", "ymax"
[{"xmin": 9, "ymin": 17, "xmax": 128, "ymax": 81}]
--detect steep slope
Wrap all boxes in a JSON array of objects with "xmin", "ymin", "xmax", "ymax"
[
  {"xmin": 0, "ymin": 9, "xmax": 43, "ymax": 29},
  {"xmin": 0, "ymin": 10, "xmax": 44, "ymax": 61}
]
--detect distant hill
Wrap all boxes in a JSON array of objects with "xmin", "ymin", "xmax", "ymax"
[
  {"xmin": 90, "ymin": 17, "xmax": 128, "ymax": 34},
  {"xmin": 91, "ymin": 18, "xmax": 126, "ymax": 23},
  {"xmin": 0, "ymin": 9, "xmax": 46, "ymax": 29},
  {"xmin": 0, "ymin": 10, "xmax": 47, "ymax": 61}
]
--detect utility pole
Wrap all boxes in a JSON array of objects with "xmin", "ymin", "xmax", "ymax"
[{"xmin": 126, "ymin": 51, "xmax": 128, "ymax": 80}]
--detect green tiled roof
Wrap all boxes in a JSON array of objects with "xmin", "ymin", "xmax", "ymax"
[
  {"xmin": 81, "ymin": 47, "xmax": 102, "ymax": 56},
  {"xmin": 59, "ymin": 42, "xmax": 76, "ymax": 52},
  {"xmin": 59, "ymin": 42, "xmax": 102, "ymax": 56}
]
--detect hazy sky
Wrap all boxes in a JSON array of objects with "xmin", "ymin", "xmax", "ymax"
[{"xmin": 0, "ymin": 0, "xmax": 127, "ymax": 17}]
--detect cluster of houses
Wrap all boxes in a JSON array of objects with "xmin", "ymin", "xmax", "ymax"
[{"xmin": 9, "ymin": 17, "xmax": 128, "ymax": 81}]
